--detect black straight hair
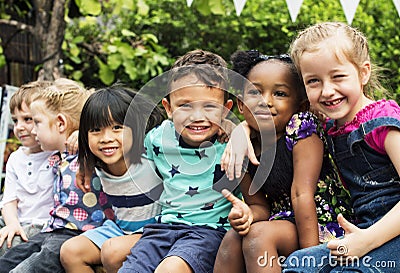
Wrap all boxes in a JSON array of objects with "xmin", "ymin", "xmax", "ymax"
[{"xmin": 78, "ymin": 84, "xmax": 164, "ymax": 173}]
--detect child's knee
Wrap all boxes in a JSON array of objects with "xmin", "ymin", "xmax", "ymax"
[
  {"xmin": 60, "ymin": 239, "xmax": 79, "ymax": 265},
  {"xmin": 101, "ymin": 239, "xmax": 122, "ymax": 268}
]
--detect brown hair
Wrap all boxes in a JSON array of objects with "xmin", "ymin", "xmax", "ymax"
[
  {"xmin": 167, "ymin": 49, "xmax": 229, "ymax": 102},
  {"xmin": 9, "ymin": 81, "xmax": 53, "ymax": 114}
]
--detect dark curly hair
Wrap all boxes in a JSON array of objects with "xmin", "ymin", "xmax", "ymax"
[{"xmin": 230, "ymin": 49, "xmax": 307, "ymax": 107}]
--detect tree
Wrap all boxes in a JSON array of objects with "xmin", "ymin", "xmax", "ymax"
[
  {"xmin": 0, "ymin": 0, "xmax": 66, "ymax": 81},
  {"xmin": 1, "ymin": 0, "xmax": 399, "ymax": 100}
]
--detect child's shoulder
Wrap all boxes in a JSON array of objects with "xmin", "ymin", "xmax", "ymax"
[
  {"xmin": 367, "ymin": 99, "xmax": 400, "ymax": 120},
  {"xmin": 146, "ymin": 119, "xmax": 172, "ymax": 138},
  {"xmin": 286, "ymin": 111, "xmax": 321, "ymax": 136},
  {"xmin": 285, "ymin": 111, "xmax": 323, "ymax": 151}
]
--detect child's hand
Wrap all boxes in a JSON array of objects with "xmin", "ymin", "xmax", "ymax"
[
  {"xmin": 222, "ymin": 189, "xmax": 253, "ymax": 236},
  {"xmin": 221, "ymin": 122, "xmax": 259, "ymax": 180},
  {"xmin": 65, "ymin": 130, "xmax": 79, "ymax": 155},
  {"xmin": 0, "ymin": 224, "xmax": 28, "ymax": 248},
  {"xmin": 76, "ymin": 167, "xmax": 93, "ymax": 193},
  {"xmin": 327, "ymin": 214, "xmax": 371, "ymax": 261}
]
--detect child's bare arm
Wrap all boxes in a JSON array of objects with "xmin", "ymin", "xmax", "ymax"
[
  {"xmin": 0, "ymin": 200, "xmax": 28, "ymax": 248},
  {"xmin": 291, "ymin": 134, "xmax": 322, "ymax": 248},
  {"xmin": 65, "ymin": 130, "xmax": 79, "ymax": 155},
  {"xmin": 220, "ymin": 121, "xmax": 259, "ymax": 180}
]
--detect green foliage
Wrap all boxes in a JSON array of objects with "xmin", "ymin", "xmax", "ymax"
[
  {"xmin": 0, "ymin": 0, "xmax": 393, "ymax": 99},
  {"xmin": 0, "ymin": 39, "xmax": 5, "ymax": 68},
  {"xmin": 64, "ymin": 1, "xmax": 171, "ymax": 87},
  {"xmin": 62, "ymin": 0, "xmax": 400, "ymax": 100}
]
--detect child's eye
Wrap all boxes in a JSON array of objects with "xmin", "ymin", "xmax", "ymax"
[
  {"xmin": 113, "ymin": 125, "xmax": 123, "ymax": 130},
  {"xmin": 333, "ymin": 74, "xmax": 346, "ymax": 79},
  {"xmin": 179, "ymin": 103, "xmax": 191, "ymax": 108},
  {"xmin": 307, "ymin": 78, "xmax": 319, "ymax": 84},
  {"xmin": 274, "ymin": 91, "xmax": 287, "ymax": 97},
  {"xmin": 12, "ymin": 119, "xmax": 17, "ymax": 124},
  {"xmin": 205, "ymin": 104, "xmax": 217, "ymax": 109},
  {"xmin": 246, "ymin": 89, "xmax": 260, "ymax": 95},
  {"xmin": 89, "ymin": 128, "xmax": 101, "ymax": 133},
  {"xmin": 24, "ymin": 117, "xmax": 33, "ymax": 122}
]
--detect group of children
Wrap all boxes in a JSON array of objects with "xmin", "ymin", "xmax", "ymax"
[{"xmin": 0, "ymin": 21, "xmax": 399, "ymax": 273}]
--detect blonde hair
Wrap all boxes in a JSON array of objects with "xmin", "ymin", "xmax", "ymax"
[
  {"xmin": 9, "ymin": 81, "xmax": 53, "ymax": 114},
  {"xmin": 290, "ymin": 21, "xmax": 385, "ymax": 98},
  {"xmin": 33, "ymin": 78, "xmax": 93, "ymax": 136}
]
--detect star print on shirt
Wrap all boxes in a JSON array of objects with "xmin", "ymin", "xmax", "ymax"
[
  {"xmin": 217, "ymin": 216, "xmax": 229, "ymax": 226},
  {"xmin": 201, "ymin": 202, "xmax": 215, "ymax": 210},
  {"xmin": 169, "ymin": 164, "xmax": 180, "ymax": 177},
  {"xmin": 153, "ymin": 145, "xmax": 161, "ymax": 156},
  {"xmin": 195, "ymin": 149, "xmax": 208, "ymax": 160},
  {"xmin": 185, "ymin": 186, "xmax": 199, "ymax": 197}
]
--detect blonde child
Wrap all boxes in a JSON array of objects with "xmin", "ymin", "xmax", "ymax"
[
  {"xmin": 0, "ymin": 78, "xmax": 113, "ymax": 273},
  {"xmin": 60, "ymin": 85, "xmax": 164, "ymax": 273},
  {"xmin": 0, "ymin": 81, "xmax": 54, "ymax": 256},
  {"xmin": 280, "ymin": 22, "xmax": 400, "ymax": 272}
]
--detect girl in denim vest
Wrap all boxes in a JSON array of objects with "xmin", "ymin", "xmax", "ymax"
[{"xmin": 282, "ymin": 22, "xmax": 400, "ymax": 272}]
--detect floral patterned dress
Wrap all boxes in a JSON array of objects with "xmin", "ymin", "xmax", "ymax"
[{"xmin": 247, "ymin": 111, "xmax": 354, "ymax": 242}]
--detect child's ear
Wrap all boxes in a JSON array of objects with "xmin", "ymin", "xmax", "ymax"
[
  {"xmin": 222, "ymin": 99, "xmax": 233, "ymax": 118},
  {"xmin": 236, "ymin": 95, "xmax": 244, "ymax": 114},
  {"xmin": 161, "ymin": 98, "xmax": 173, "ymax": 119},
  {"xmin": 56, "ymin": 113, "xmax": 68, "ymax": 134},
  {"xmin": 360, "ymin": 61, "xmax": 371, "ymax": 85}
]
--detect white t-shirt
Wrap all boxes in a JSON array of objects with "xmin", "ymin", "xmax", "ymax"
[{"xmin": 1, "ymin": 146, "xmax": 54, "ymax": 225}]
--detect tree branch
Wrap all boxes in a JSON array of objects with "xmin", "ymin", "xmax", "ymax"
[{"xmin": 0, "ymin": 19, "xmax": 34, "ymax": 34}]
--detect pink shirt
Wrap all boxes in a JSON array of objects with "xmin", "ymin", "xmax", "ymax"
[{"xmin": 327, "ymin": 99, "xmax": 400, "ymax": 155}]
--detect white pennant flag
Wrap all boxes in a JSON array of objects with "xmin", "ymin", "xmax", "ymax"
[
  {"xmin": 233, "ymin": 0, "xmax": 247, "ymax": 16},
  {"xmin": 286, "ymin": 0, "xmax": 304, "ymax": 22},
  {"xmin": 340, "ymin": 0, "xmax": 360, "ymax": 24},
  {"xmin": 394, "ymin": 0, "xmax": 400, "ymax": 17},
  {"xmin": 186, "ymin": 0, "xmax": 194, "ymax": 7}
]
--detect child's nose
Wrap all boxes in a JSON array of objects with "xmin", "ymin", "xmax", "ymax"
[
  {"xmin": 321, "ymin": 83, "xmax": 335, "ymax": 97},
  {"xmin": 100, "ymin": 129, "xmax": 114, "ymax": 142},
  {"xmin": 260, "ymin": 93, "xmax": 272, "ymax": 107},
  {"xmin": 189, "ymin": 108, "xmax": 206, "ymax": 121},
  {"xmin": 15, "ymin": 122, "xmax": 24, "ymax": 131}
]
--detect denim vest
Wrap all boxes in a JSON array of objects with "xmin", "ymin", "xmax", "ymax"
[{"xmin": 327, "ymin": 117, "xmax": 400, "ymax": 229}]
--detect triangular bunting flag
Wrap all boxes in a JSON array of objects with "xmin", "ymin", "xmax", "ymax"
[
  {"xmin": 394, "ymin": 0, "xmax": 400, "ymax": 17},
  {"xmin": 186, "ymin": 0, "xmax": 194, "ymax": 7},
  {"xmin": 340, "ymin": 0, "xmax": 360, "ymax": 24},
  {"xmin": 286, "ymin": 0, "xmax": 304, "ymax": 22},
  {"xmin": 233, "ymin": 0, "xmax": 247, "ymax": 16}
]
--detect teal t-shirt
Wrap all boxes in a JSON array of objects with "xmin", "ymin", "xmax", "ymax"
[{"xmin": 144, "ymin": 120, "xmax": 240, "ymax": 230}]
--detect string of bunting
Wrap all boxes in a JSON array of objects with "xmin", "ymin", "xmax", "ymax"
[{"xmin": 187, "ymin": 0, "xmax": 400, "ymax": 25}]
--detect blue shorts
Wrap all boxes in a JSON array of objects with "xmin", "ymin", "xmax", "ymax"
[
  {"xmin": 119, "ymin": 223, "xmax": 226, "ymax": 273},
  {"xmin": 82, "ymin": 220, "xmax": 125, "ymax": 248}
]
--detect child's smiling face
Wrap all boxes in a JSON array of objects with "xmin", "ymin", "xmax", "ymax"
[
  {"xmin": 239, "ymin": 61, "xmax": 300, "ymax": 139},
  {"xmin": 162, "ymin": 74, "xmax": 232, "ymax": 147}
]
